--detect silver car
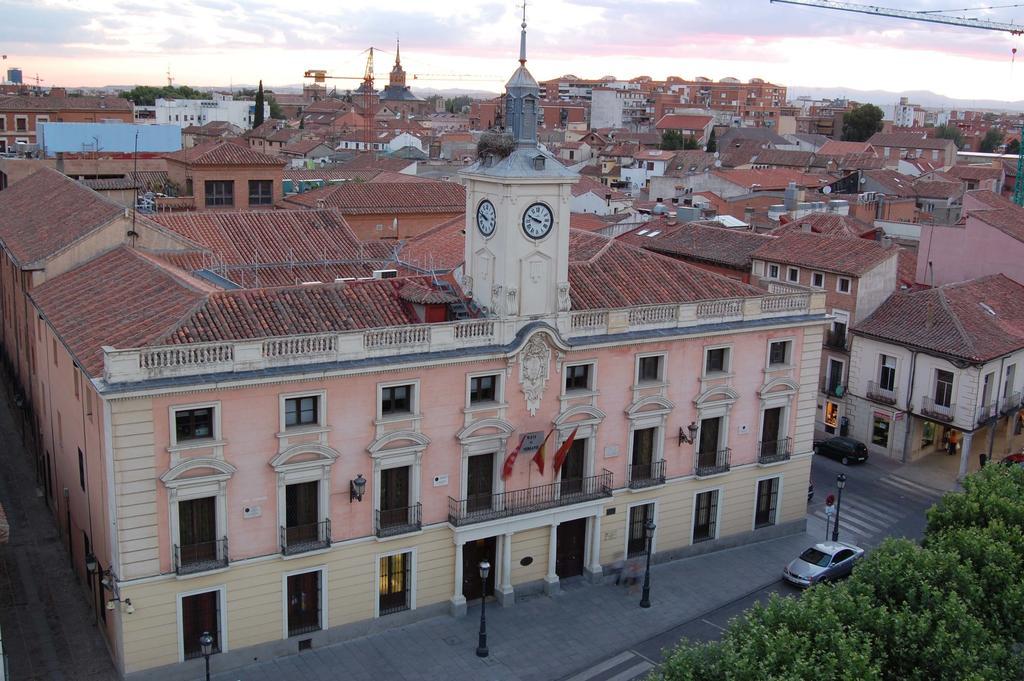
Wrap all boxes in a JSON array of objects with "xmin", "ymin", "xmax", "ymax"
[{"xmin": 782, "ymin": 541, "xmax": 865, "ymax": 587}]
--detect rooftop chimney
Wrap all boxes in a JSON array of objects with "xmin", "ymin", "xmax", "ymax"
[
  {"xmin": 801, "ymin": 222, "xmax": 813, "ymax": 233},
  {"xmin": 881, "ymin": 235, "xmax": 893, "ymax": 249},
  {"xmin": 784, "ymin": 181, "xmax": 798, "ymax": 211}
]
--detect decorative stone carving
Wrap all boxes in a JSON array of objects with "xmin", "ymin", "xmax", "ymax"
[
  {"xmin": 557, "ymin": 283, "xmax": 571, "ymax": 312},
  {"xmin": 518, "ymin": 333, "xmax": 551, "ymax": 416},
  {"xmin": 491, "ymin": 285, "xmax": 504, "ymax": 316},
  {"xmin": 507, "ymin": 287, "xmax": 518, "ymax": 315},
  {"xmin": 462, "ymin": 275, "xmax": 473, "ymax": 297}
]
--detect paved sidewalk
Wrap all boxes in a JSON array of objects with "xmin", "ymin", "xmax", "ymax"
[
  {"xmin": 0, "ymin": 385, "xmax": 118, "ymax": 680},
  {"xmin": 213, "ymin": 531, "xmax": 811, "ymax": 681}
]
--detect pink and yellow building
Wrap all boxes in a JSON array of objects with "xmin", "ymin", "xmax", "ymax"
[{"xmin": 0, "ymin": 25, "xmax": 827, "ymax": 681}]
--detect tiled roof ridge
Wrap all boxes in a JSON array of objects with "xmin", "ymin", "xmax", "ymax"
[
  {"xmin": 128, "ymin": 248, "xmax": 222, "ymax": 296},
  {"xmin": 936, "ymin": 287, "xmax": 977, "ymax": 359},
  {"xmin": 575, "ymin": 231, "xmax": 617, "ymax": 264}
]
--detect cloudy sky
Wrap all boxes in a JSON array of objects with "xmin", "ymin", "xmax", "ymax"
[{"xmin": 3, "ymin": 0, "xmax": 1024, "ymax": 101}]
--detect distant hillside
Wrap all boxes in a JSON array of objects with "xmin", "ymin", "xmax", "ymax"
[{"xmin": 789, "ymin": 86, "xmax": 1024, "ymax": 112}]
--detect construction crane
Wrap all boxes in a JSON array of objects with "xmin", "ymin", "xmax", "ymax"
[
  {"xmin": 770, "ymin": 0, "xmax": 1024, "ymax": 204},
  {"xmin": 304, "ymin": 48, "xmax": 379, "ymax": 150}
]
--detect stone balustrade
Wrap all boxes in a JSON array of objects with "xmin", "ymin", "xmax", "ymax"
[{"xmin": 102, "ymin": 292, "xmax": 825, "ymax": 384}]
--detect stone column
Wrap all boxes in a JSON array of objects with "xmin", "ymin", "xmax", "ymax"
[
  {"xmin": 958, "ymin": 431, "xmax": 974, "ymax": 479},
  {"xmin": 585, "ymin": 513, "xmax": 603, "ymax": 583},
  {"xmin": 450, "ymin": 539, "xmax": 467, "ymax": 617},
  {"xmin": 497, "ymin": 532, "xmax": 515, "ymax": 607},
  {"xmin": 544, "ymin": 522, "xmax": 560, "ymax": 595}
]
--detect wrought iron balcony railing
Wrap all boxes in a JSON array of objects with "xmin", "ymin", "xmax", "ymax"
[
  {"xmin": 280, "ymin": 519, "xmax": 331, "ymax": 556},
  {"xmin": 921, "ymin": 397, "xmax": 955, "ymax": 423},
  {"xmin": 758, "ymin": 437, "xmax": 792, "ymax": 465},
  {"xmin": 867, "ymin": 381, "xmax": 898, "ymax": 405},
  {"xmin": 174, "ymin": 537, "xmax": 228, "ymax": 575},
  {"xmin": 695, "ymin": 448, "xmax": 731, "ymax": 477},
  {"xmin": 627, "ymin": 459, "xmax": 666, "ymax": 489},
  {"xmin": 375, "ymin": 503, "xmax": 422, "ymax": 538},
  {"xmin": 448, "ymin": 470, "xmax": 613, "ymax": 526}
]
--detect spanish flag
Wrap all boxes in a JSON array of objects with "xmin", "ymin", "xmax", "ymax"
[
  {"xmin": 532, "ymin": 429, "xmax": 554, "ymax": 475},
  {"xmin": 502, "ymin": 434, "xmax": 526, "ymax": 481},
  {"xmin": 552, "ymin": 427, "xmax": 580, "ymax": 476}
]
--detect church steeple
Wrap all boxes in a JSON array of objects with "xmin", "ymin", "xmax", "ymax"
[
  {"xmin": 390, "ymin": 37, "xmax": 406, "ymax": 88},
  {"xmin": 505, "ymin": 3, "xmax": 539, "ymax": 147}
]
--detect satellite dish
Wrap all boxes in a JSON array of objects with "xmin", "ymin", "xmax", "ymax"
[
  {"xmin": 713, "ymin": 151, "xmax": 720, "ymax": 158},
  {"xmin": 822, "ymin": 186, "xmax": 832, "ymax": 195},
  {"xmin": 714, "ymin": 159, "xmax": 722, "ymax": 168}
]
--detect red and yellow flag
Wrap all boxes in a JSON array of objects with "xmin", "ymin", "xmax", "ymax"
[
  {"xmin": 532, "ymin": 429, "xmax": 554, "ymax": 475},
  {"xmin": 552, "ymin": 427, "xmax": 580, "ymax": 476},
  {"xmin": 502, "ymin": 434, "xmax": 526, "ymax": 481}
]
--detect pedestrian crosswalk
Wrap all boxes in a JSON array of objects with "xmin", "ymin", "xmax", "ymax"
[
  {"xmin": 562, "ymin": 651, "xmax": 653, "ymax": 681},
  {"xmin": 808, "ymin": 474, "xmax": 942, "ymax": 544}
]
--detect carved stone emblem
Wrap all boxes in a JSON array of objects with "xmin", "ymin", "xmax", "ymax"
[
  {"xmin": 461, "ymin": 274, "xmax": 473, "ymax": 297},
  {"xmin": 491, "ymin": 284, "xmax": 504, "ymax": 316},
  {"xmin": 557, "ymin": 282, "xmax": 571, "ymax": 312},
  {"xmin": 506, "ymin": 287, "xmax": 518, "ymax": 315},
  {"xmin": 518, "ymin": 333, "xmax": 551, "ymax": 416}
]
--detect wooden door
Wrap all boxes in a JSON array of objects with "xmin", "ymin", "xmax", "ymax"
[
  {"xmin": 287, "ymin": 571, "xmax": 321, "ymax": 636},
  {"xmin": 626, "ymin": 503, "xmax": 653, "ymax": 558},
  {"xmin": 380, "ymin": 466, "xmax": 410, "ymax": 527},
  {"xmin": 179, "ymin": 496, "xmax": 216, "ymax": 563},
  {"xmin": 556, "ymin": 518, "xmax": 587, "ymax": 578},
  {"xmin": 181, "ymin": 591, "xmax": 219, "ymax": 659},
  {"xmin": 466, "ymin": 453, "xmax": 494, "ymax": 513},
  {"xmin": 698, "ymin": 417, "xmax": 720, "ymax": 467},
  {"xmin": 560, "ymin": 439, "xmax": 586, "ymax": 495},
  {"xmin": 285, "ymin": 481, "xmax": 319, "ymax": 544},
  {"xmin": 761, "ymin": 407, "xmax": 783, "ymax": 458},
  {"xmin": 462, "ymin": 537, "xmax": 496, "ymax": 601},
  {"xmin": 631, "ymin": 428, "xmax": 654, "ymax": 479}
]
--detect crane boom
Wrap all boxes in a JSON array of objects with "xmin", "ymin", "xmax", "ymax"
[
  {"xmin": 769, "ymin": 0, "xmax": 1024, "ymax": 33},
  {"xmin": 771, "ymin": 0, "xmax": 1024, "ymax": 205}
]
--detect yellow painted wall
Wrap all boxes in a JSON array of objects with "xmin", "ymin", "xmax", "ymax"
[{"xmin": 510, "ymin": 526, "xmax": 549, "ymax": 585}]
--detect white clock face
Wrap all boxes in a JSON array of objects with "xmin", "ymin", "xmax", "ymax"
[
  {"xmin": 522, "ymin": 202, "xmax": 554, "ymax": 240},
  {"xmin": 476, "ymin": 199, "xmax": 496, "ymax": 237}
]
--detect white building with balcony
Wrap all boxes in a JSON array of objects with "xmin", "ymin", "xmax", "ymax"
[{"xmin": 847, "ymin": 274, "xmax": 1024, "ymax": 476}]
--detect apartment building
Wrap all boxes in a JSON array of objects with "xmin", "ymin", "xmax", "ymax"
[
  {"xmin": 162, "ymin": 140, "xmax": 286, "ymax": 211},
  {"xmin": 0, "ymin": 94, "xmax": 134, "ymax": 153},
  {"xmin": 847, "ymin": 275, "xmax": 1024, "ymax": 473},
  {"xmin": 0, "ymin": 27, "xmax": 826, "ymax": 681}
]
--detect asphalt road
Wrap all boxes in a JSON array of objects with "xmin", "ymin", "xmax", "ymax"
[{"xmin": 562, "ymin": 454, "xmax": 948, "ymax": 681}]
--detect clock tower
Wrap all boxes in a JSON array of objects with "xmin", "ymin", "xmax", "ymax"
[{"xmin": 460, "ymin": 11, "xmax": 577, "ymax": 319}]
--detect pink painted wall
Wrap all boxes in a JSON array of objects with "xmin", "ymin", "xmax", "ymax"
[
  {"xmin": 149, "ymin": 326, "xmax": 808, "ymax": 569},
  {"xmin": 916, "ymin": 217, "xmax": 1024, "ymax": 287}
]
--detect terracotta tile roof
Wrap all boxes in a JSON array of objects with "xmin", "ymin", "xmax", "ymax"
[
  {"xmin": 285, "ymin": 168, "xmax": 381, "ymax": 183},
  {"xmin": 817, "ymin": 140, "xmax": 874, "ymax": 155},
  {"xmin": 150, "ymin": 209, "xmax": 393, "ymax": 287},
  {"xmin": 854, "ymin": 274, "xmax": 1024, "ymax": 362},
  {"xmin": 663, "ymin": 151, "xmax": 716, "ymax": 177},
  {"xmin": 946, "ymin": 165, "xmax": 1003, "ymax": 181},
  {"xmin": 810, "ymin": 152, "xmax": 885, "ymax": 171},
  {"xmin": 0, "ymin": 95, "xmax": 133, "ymax": 112},
  {"xmin": 618, "ymin": 217, "xmax": 773, "ymax": 270},
  {"xmin": 718, "ymin": 140, "xmax": 767, "ymax": 168},
  {"xmin": 752, "ymin": 149, "xmax": 814, "ymax": 169},
  {"xmin": 396, "ymin": 215, "xmax": 466, "ymax": 272},
  {"xmin": 0, "ymin": 167, "xmax": 125, "ymax": 267},
  {"xmin": 79, "ymin": 177, "xmax": 141, "ymax": 191},
  {"xmin": 164, "ymin": 139, "xmax": 285, "ymax": 167},
  {"xmin": 129, "ymin": 171, "xmax": 169, "ymax": 192},
  {"xmin": 868, "ymin": 132, "xmax": 956, "ymax": 152},
  {"xmin": 568, "ymin": 231, "xmax": 759, "ymax": 309},
  {"xmin": 569, "ymin": 213, "xmax": 612, "ymax": 232},
  {"xmin": 284, "ymin": 180, "xmax": 465, "ymax": 214},
  {"xmin": 281, "ymin": 139, "xmax": 330, "ymax": 155},
  {"xmin": 863, "ymin": 169, "xmax": 916, "ymax": 197},
  {"xmin": 711, "ymin": 168, "xmax": 829, "ymax": 191},
  {"xmin": 632, "ymin": 149, "xmax": 676, "ymax": 162},
  {"xmin": 718, "ymin": 128, "xmax": 790, "ymax": 148},
  {"xmin": 397, "ymin": 280, "xmax": 460, "ymax": 304},
  {"xmin": 896, "ymin": 246, "xmax": 918, "ymax": 288},
  {"xmin": 29, "ymin": 247, "xmax": 209, "ymax": 375},
  {"xmin": 963, "ymin": 190, "xmax": 1024, "ymax": 244},
  {"xmin": 572, "ymin": 176, "xmax": 628, "ymax": 200},
  {"xmin": 753, "ymin": 231, "xmax": 897, "ymax": 276},
  {"xmin": 338, "ymin": 156, "xmax": 417, "ymax": 173},
  {"xmin": 913, "ymin": 179, "xmax": 963, "ymax": 200},
  {"xmin": 654, "ymin": 114, "xmax": 713, "ymax": 132},
  {"xmin": 774, "ymin": 213, "xmax": 876, "ymax": 238}
]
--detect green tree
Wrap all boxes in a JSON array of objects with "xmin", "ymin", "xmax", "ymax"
[
  {"xmin": 842, "ymin": 103, "xmax": 884, "ymax": 142},
  {"xmin": 683, "ymin": 136, "xmax": 700, "ymax": 150},
  {"xmin": 660, "ymin": 130, "xmax": 685, "ymax": 150},
  {"xmin": 444, "ymin": 95, "xmax": 472, "ymax": 114},
  {"xmin": 1008, "ymin": 138, "xmax": 1021, "ymax": 155},
  {"xmin": 935, "ymin": 124, "xmax": 965, "ymax": 149},
  {"xmin": 254, "ymin": 80, "xmax": 265, "ymax": 127},
  {"xmin": 706, "ymin": 128, "xmax": 717, "ymax": 153},
  {"xmin": 266, "ymin": 94, "xmax": 284, "ymax": 120},
  {"xmin": 119, "ymin": 85, "xmax": 208, "ymax": 106},
  {"xmin": 980, "ymin": 128, "xmax": 1005, "ymax": 153}
]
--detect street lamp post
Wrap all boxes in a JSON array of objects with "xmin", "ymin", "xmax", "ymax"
[
  {"xmin": 639, "ymin": 518, "xmax": 656, "ymax": 608},
  {"xmin": 831, "ymin": 473, "xmax": 847, "ymax": 542},
  {"xmin": 475, "ymin": 559, "xmax": 490, "ymax": 658},
  {"xmin": 199, "ymin": 631, "xmax": 213, "ymax": 681}
]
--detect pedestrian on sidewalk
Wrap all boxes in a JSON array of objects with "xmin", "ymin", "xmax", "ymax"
[
  {"xmin": 947, "ymin": 429, "xmax": 960, "ymax": 457},
  {"xmin": 624, "ymin": 558, "xmax": 643, "ymax": 595}
]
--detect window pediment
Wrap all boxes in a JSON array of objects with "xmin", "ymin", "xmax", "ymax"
[
  {"xmin": 555, "ymin": 405, "xmax": 607, "ymax": 428},
  {"xmin": 270, "ymin": 443, "xmax": 340, "ymax": 473},
  {"xmin": 161, "ymin": 457, "xmax": 236, "ymax": 488},
  {"xmin": 368, "ymin": 430, "xmax": 431, "ymax": 458},
  {"xmin": 694, "ymin": 386, "xmax": 739, "ymax": 407},
  {"xmin": 759, "ymin": 378, "xmax": 799, "ymax": 399},
  {"xmin": 456, "ymin": 418, "xmax": 515, "ymax": 445},
  {"xmin": 626, "ymin": 395, "xmax": 674, "ymax": 420}
]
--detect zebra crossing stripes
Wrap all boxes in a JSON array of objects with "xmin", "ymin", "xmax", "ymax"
[
  {"xmin": 811, "ymin": 473, "xmax": 943, "ymax": 541},
  {"xmin": 877, "ymin": 475, "xmax": 943, "ymax": 499},
  {"xmin": 562, "ymin": 651, "xmax": 653, "ymax": 681}
]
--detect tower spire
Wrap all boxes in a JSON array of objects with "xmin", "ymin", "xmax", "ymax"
[
  {"xmin": 519, "ymin": 1, "xmax": 527, "ymax": 65},
  {"xmin": 395, "ymin": 35, "xmax": 401, "ymax": 67}
]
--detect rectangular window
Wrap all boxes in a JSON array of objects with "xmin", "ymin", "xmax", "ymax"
[
  {"xmin": 181, "ymin": 591, "xmax": 220, "ymax": 660},
  {"xmin": 78, "ymin": 448, "xmax": 85, "ymax": 491},
  {"xmin": 704, "ymin": 347, "xmax": 729, "ymax": 374},
  {"xmin": 767, "ymin": 263, "xmax": 780, "ymax": 279},
  {"xmin": 379, "ymin": 552, "xmax": 412, "ymax": 615},
  {"xmin": 381, "ymin": 384, "xmax": 413, "ymax": 416},
  {"xmin": 175, "ymin": 407, "xmax": 213, "ymax": 442},
  {"xmin": 0, "ymin": 117, "xmax": 5, "ymax": 131},
  {"xmin": 768, "ymin": 340, "xmax": 790, "ymax": 367},
  {"xmin": 287, "ymin": 571, "xmax": 322, "ymax": 636},
  {"xmin": 178, "ymin": 496, "xmax": 217, "ymax": 569},
  {"xmin": 204, "ymin": 180, "xmax": 234, "ymax": 207},
  {"xmin": 982, "ymin": 372, "xmax": 994, "ymax": 407},
  {"xmin": 754, "ymin": 478, "xmax": 779, "ymax": 528},
  {"xmin": 248, "ymin": 179, "xmax": 274, "ymax": 206},
  {"xmin": 787, "ymin": 267, "xmax": 799, "ymax": 283},
  {"xmin": 285, "ymin": 395, "xmax": 319, "ymax": 428},
  {"xmin": 637, "ymin": 355, "xmax": 663, "ymax": 383},
  {"xmin": 693, "ymin": 490, "xmax": 719, "ymax": 543},
  {"xmin": 559, "ymin": 438, "xmax": 586, "ymax": 495},
  {"xmin": 879, "ymin": 355, "xmax": 897, "ymax": 392},
  {"xmin": 872, "ymin": 415, "xmax": 891, "ymax": 447},
  {"xmin": 469, "ymin": 374, "xmax": 497, "ymax": 405},
  {"xmin": 1004, "ymin": 364, "xmax": 1017, "ymax": 403},
  {"xmin": 626, "ymin": 503, "xmax": 654, "ymax": 558},
  {"xmin": 564, "ymin": 363, "xmax": 592, "ymax": 391},
  {"xmin": 466, "ymin": 452, "xmax": 494, "ymax": 513},
  {"xmin": 934, "ymin": 370, "xmax": 954, "ymax": 408},
  {"xmin": 811, "ymin": 272, "xmax": 824, "ymax": 288},
  {"xmin": 284, "ymin": 481, "xmax": 324, "ymax": 552},
  {"xmin": 837, "ymin": 277, "xmax": 851, "ymax": 294},
  {"xmin": 15, "ymin": 116, "xmax": 27, "ymax": 132}
]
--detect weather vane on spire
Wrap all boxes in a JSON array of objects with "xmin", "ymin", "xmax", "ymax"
[{"xmin": 518, "ymin": 1, "xmax": 528, "ymax": 65}]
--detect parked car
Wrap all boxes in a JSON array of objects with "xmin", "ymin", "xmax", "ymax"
[
  {"xmin": 999, "ymin": 452, "xmax": 1024, "ymax": 469},
  {"xmin": 813, "ymin": 436, "xmax": 869, "ymax": 465},
  {"xmin": 783, "ymin": 541, "xmax": 865, "ymax": 587}
]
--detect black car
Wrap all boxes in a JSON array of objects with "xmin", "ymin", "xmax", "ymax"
[{"xmin": 813, "ymin": 436, "xmax": 869, "ymax": 465}]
